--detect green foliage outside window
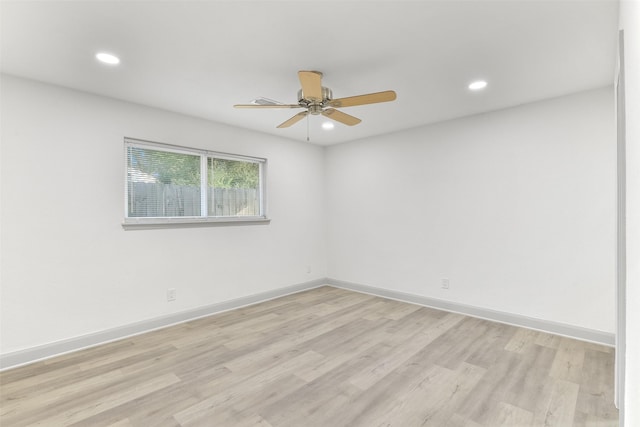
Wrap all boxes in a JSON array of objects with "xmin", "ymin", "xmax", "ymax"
[
  {"xmin": 128, "ymin": 147, "xmax": 200, "ymax": 186},
  {"xmin": 209, "ymin": 158, "xmax": 259, "ymax": 189},
  {"xmin": 128, "ymin": 149, "xmax": 259, "ymax": 189}
]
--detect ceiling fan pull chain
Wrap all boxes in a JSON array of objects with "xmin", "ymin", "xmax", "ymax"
[{"xmin": 307, "ymin": 113, "xmax": 310, "ymax": 142}]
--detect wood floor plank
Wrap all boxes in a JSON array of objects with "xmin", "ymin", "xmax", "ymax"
[
  {"xmin": 484, "ymin": 402, "xmax": 534, "ymax": 427},
  {"xmin": 549, "ymin": 337, "xmax": 586, "ymax": 383},
  {"xmin": 294, "ymin": 329, "xmax": 389, "ymax": 383},
  {"xmin": 372, "ymin": 362, "xmax": 487, "ymax": 427},
  {"xmin": 574, "ymin": 348, "xmax": 618, "ymax": 422},
  {"xmin": 504, "ymin": 327, "xmax": 540, "ymax": 354},
  {"xmin": 6, "ymin": 373, "xmax": 180, "ymax": 426},
  {"xmin": 535, "ymin": 330, "xmax": 563, "ymax": 349},
  {"xmin": 464, "ymin": 320, "xmax": 516, "ymax": 369},
  {"xmin": 429, "ymin": 317, "xmax": 492, "ymax": 370},
  {"xmin": 105, "ymin": 419, "xmax": 134, "ymax": 427},
  {"xmin": 259, "ymin": 342, "xmax": 401, "ymax": 427},
  {"xmin": 0, "ymin": 286, "xmax": 618, "ymax": 426},
  {"xmin": 537, "ymin": 379, "xmax": 580, "ymax": 427},
  {"xmin": 447, "ymin": 413, "xmax": 484, "ymax": 427},
  {"xmin": 1, "ymin": 368, "xmax": 125, "ymax": 419},
  {"xmin": 173, "ymin": 350, "xmax": 320, "ymax": 426},
  {"xmin": 348, "ymin": 312, "xmax": 465, "ymax": 390}
]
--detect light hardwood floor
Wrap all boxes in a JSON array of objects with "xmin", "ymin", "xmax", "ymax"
[{"xmin": 0, "ymin": 286, "xmax": 618, "ymax": 426}]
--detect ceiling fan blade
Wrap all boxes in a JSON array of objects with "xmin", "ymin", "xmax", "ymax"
[
  {"xmin": 298, "ymin": 71, "xmax": 323, "ymax": 101},
  {"xmin": 327, "ymin": 90, "xmax": 397, "ymax": 108},
  {"xmin": 277, "ymin": 111, "xmax": 308, "ymax": 128},
  {"xmin": 321, "ymin": 108, "xmax": 362, "ymax": 126},
  {"xmin": 234, "ymin": 104, "xmax": 302, "ymax": 109}
]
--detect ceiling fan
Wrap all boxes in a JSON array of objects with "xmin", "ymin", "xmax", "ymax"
[{"xmin": 234, "ymin": 71, "xmax": 397, "ymax": 129}]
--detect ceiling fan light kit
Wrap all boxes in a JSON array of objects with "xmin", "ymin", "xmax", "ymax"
[
  {"xmin": 95, "ymin": 52, "xmax": 120, "ymax": 65},
  {"xmin": 234, "ymin": 70, "xmax": 397, "ymax": 129},
  {"xmin": 468, "ymin": 80, "xmax": 488, "ymax": 91}
]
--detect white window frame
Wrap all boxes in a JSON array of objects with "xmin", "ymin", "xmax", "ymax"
[{"xmin": 123, "ymin": 138, "xmax": 268, "ymax": 229}]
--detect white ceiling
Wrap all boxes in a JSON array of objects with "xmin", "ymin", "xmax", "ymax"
[{"xmin": 1, "ymin": 0, "xmax": 619, "ymax": 146}]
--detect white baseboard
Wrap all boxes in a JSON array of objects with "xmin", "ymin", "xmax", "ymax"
[
  {"xmin": 0, "ymin": 279, "xmax": 326, "ymax": 371},
  {"xmin": 326, "ymin": 278, "xmax": 615, "ymax": 347},
  {"xmin": 1, "ymin": 277, "xmax": 615, "ymax": 371}
]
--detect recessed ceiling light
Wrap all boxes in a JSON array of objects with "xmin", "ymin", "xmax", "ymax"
[
  {"xmin": 468, "ymin": 80, "xmax": 488, "ymax": 91},
  {"xmin": 96, "ymin": 52, "xmax": 120, "ymax": 65},
  {"xmin": 322, "ymin": 122, "xmax": 335, "ymax": 130}
]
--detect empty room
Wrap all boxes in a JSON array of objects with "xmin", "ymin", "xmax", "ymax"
[{"xmin": 1, "ymin": 1, "xmax": 638, "ymax": 426}]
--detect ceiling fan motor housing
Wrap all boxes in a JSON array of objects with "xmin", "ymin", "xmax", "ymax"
[{"xmin": 298, "ymin": 87, "xmax": 333, "ymax": 114}]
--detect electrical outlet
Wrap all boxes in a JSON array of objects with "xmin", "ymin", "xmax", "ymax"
[
  {"xmin": 167, "ymin": 288, "xmax": 176, "ymax": 302},
  {"xmin": 441, "ymin": 278, "xmax": 450, "ymax": 290}
]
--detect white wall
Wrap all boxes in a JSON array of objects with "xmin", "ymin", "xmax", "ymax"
[
  {"xmin": 326, "ymin": 87, "xmax": 616, "ymax": 333},
  {"xmin": 619, "ymin": 2, "xmax": 640, "ymax": 425},
  {"xmin": 0, "ymin": 75, "xmax": 326, "ymax": 355}
]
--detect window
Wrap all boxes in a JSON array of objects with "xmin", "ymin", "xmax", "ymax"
[{"xmin": 124, "ymin": 138, "xmax": 267, "ymax": 227}]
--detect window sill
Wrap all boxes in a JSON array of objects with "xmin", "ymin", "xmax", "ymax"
[{"xmin": 122, "ymin": 216, "xmax": 271, "ymax": 230}]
